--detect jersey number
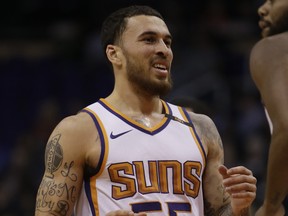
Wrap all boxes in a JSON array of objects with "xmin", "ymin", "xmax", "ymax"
[{"xmin": 131, "ymin": 201, "xmax": 191, "ymax": 215}]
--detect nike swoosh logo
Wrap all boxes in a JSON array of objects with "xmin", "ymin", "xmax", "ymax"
[{"xmin": 110, "ymin": 130, "xmax": 132, "ymax": 139}]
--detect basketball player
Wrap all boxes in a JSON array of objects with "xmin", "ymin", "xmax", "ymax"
[
  {"xmin": 250, "ymin": 0, "xmax": 288, "ymax": 215},
  {"xmin": 35, "ymin": 5, "xmax": 256, "ymax": 216}
]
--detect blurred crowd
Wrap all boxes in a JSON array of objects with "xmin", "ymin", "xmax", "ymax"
[{"xmin": 0, "ymin": 0, "xmax": 270, "ymax": 215}]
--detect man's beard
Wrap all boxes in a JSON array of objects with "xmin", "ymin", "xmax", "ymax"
[
  {"xmin": 126, "ymin": 57, "xmax": 173, "ymax": 97},
  {"xmin": 267, "ymin": 12, "xmax": 288, "ymax": 36}
]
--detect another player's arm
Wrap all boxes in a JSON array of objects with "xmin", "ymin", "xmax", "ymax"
[
  {"xmin": 35, "ymin": 113, "xmax": 99, "ymax": 216},
  {"xmin": 190, "ymin": 113, "xmax": 253, "ymax": 216},
  {"xmin": 250, "ymin": 35, "xmax": 288, "ymax": 211}
]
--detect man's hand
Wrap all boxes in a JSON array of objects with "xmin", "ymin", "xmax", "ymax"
[{"xmin": 219, "ymin": 165, "xmax": 257, "ymax": 214}]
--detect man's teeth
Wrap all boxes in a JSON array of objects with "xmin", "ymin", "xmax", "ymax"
[{"xmin": 154, "ymin": 64, "xmax": 166, "ymax": 70}]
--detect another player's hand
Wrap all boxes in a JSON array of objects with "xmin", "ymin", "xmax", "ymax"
[
  {"xmin": 255, "ymin": 204, "xmax": 285, "ymax": 216},
  {"xmin": 106, "ymin": 210, "xmax": 147, "ymax": 216},
  {"xmin": 219, "ymin": 165, "xmax": 257, "ymax": 213}
]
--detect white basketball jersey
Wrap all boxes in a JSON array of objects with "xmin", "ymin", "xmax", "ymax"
[{"xmin": 74, "ymin": 98, "xmax": 207, "ymax": 216}]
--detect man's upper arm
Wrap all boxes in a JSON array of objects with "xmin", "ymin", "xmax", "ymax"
[{"xmin": 35, "ymin": 113, "xmax": 97, "ymax": 216}]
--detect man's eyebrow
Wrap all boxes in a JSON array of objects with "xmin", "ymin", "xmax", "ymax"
[{"xmin": 138, "ymin": 31, "xmax": 173, "ymax": 40}]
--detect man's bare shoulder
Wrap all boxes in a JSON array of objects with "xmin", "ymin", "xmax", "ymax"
[
  {"xmin": 252, "ymin": 32, "xmax": 288, "ymax": 58},
  {"xmin": 55, "ymin": 112, "xmax": 96, "ymax": 136},
  {"xmin": 265, "ymin": 31, "xmax": 288, "ymax": 45},
  {"xmin": 187, "ymin": 112, "xmax": 218, "ymax": 138},
  {"xmin": 49, "ymin": 111, "xmax": 99, "ymax": 154},
  {"xmin": 187, "ymin": 111, "xmax": 214, "ymax": 126},
  {"xmin": 186, "ymin": 112, "xmax": 221, "ymax": 153},
  {"xmin": 250, "ymin": 32, "xmax": 288, "ymax": 83}
]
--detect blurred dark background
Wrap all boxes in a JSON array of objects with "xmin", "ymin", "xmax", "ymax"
[{"xmin": 0, "ymin": 0, "xmax": 271, "ymax": 215}]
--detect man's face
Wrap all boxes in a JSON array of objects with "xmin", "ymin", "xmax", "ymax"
[
  {"xmin": 119, "ymin": 15, "xmax": 173, "ymax": 97},
  {"xmin": 258, "ymin": 0, "xmax": 288, "ymax": 37}
]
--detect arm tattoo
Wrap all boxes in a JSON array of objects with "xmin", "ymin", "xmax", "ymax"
[
  {"xmin": 193, "ymin": 114, "xmax": 223, "ymax": 150},
  {"xmin": 36, "ymin": 178, "xmax": 77, "ymax": 215},
  {"xmin": 204, "ymin": 201, "xmax": 250, "ymax": 216},
  {"xmin": 45, "ymin": 134, "xmax": 64, "ymax": 179},
  {"xmin": 36, "ymin": 162, "xmax": 79, "ymax": 215},
  {"xmin": 61, "ymin": 161, "xmax": 78, "ymax": 182},
  {"xmin": 217, "ymin": 204, "xmax": 233, "ymax": 215},
  {"xmin": 36, "ymin": 133, "xmax": 79, "ymax": 215},
  {"xmin": 204, "ymin": 201, "xmax": 234, "ymax": 216}
]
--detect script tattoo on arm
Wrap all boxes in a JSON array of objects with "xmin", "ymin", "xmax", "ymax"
[
  {"xmin": 36, "ymin": 134, "xmax": 79, "ymax": 216},
  {"xmin": 36, "ymin": 178, "xmax": 77, "ymax": 215},
  {"xmin": 61, "ymin": 161, "xmax": 78, "ymax": 182}
]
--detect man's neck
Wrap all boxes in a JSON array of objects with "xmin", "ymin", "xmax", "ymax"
[{"xmin": 105, "ymin": 92, "xmax": 163, "ymax": 116}]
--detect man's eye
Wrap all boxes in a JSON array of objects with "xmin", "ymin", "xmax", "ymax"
[
  {"xmin": 165, "ymin": 40, "xmax": 172, "ymax": 47},
  {"xmin": 144, "ymin": 38, "xmax": 155, "ymax": 43}
]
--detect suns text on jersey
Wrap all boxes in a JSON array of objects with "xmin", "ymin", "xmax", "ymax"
[{"xmin": 108, "ymin": 160, "xmax": 203, "ymax": 200}]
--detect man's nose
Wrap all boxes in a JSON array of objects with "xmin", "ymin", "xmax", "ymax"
[
  {"xmin": 155, "ymin": 40, "xmax": 172, "ymax": 57},
  {"xmin": 258, "ymin": 2, "xmax": 269, "ymax": 18}
]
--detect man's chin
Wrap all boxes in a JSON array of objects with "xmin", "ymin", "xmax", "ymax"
[{"xmin": 261, "ymin": 29, "xmax": 271, "ymax": 38}]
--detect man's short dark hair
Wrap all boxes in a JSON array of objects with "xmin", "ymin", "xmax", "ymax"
[{"xmin": 100, "ymin": 5, "xmax": 164, "ymax": 55}]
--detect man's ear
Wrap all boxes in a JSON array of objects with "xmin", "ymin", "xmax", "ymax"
[{"xmin": 106, "ymin": 45, "xmax": 122, "ymax": 65}]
